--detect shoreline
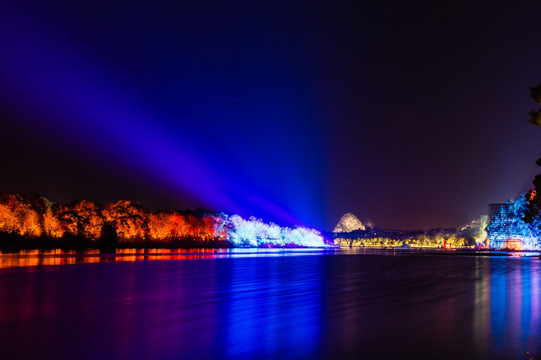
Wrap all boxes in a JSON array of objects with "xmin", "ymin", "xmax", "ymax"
[{"xmin": 0, "ymin": 245, "xmax": 538, "ymax": 257}]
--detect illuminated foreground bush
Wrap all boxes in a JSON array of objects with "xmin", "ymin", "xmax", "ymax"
[
  {"xmin": 0, "ymin": 193, "xmax": 328, "ymax": 248},
  {"xmin": 227, "ymin": 215, "xmax": 327, "ymax": 247}
]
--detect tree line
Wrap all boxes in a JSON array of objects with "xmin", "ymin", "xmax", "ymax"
[
  {"xmin": 0, "ymin": 193, "xmax": 328, "ymax": 250},
  {"xmin": 0, "ymin": 193, "xmax": 229, "ymax": 249}
]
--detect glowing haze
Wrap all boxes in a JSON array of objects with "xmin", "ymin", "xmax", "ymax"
[
  {"xmin": 1, "ymin": 1, "xmax": 541, "ymax": 231},
  {"xmin": 0, "ymin": 1, "xmax": 323, "ymax": 229}
]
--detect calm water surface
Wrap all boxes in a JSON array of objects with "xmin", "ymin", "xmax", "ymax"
[{"xmin": 0, "ymin": 249, "xmax": 540, "ymax": 359}]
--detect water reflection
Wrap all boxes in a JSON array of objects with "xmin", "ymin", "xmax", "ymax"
[
  {"xmin": 216, "ymin": 257, "xmax": 322, "ymax": 358},
  {"xmin": 0, "ymin": 251, "xmax": 540, "ymax": 359},
  {"xmin": 0, "ymin": 248, "xmax": 332, "ymax": 269},
  {"xmin": 489, "ymin": 258, "xmax": 541, "ymax": 358}
]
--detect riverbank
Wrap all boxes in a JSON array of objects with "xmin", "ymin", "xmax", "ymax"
[{"xmin": 0, "ymin": 232, "xmax": 234, "ymax": 251}]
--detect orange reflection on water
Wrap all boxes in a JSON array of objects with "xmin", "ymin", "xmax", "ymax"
[
  {"xmin": 0, "ymin": 253, "xmax": 84, "ymax": 268},
  {"xmin": 0, "ymin": 257, "xmax": 40, "ymax": 268},
  {"xmin": 0, "ymin": 248, "xmax": 326, "ymax": 269},
  {"xmin": 0, "ymin": 248, "xmax": 232, "ymax": 269}
]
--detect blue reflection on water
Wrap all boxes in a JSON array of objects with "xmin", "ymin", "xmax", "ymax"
[
  {"xmin": 215, "ymin": 257, "xmax": 322, "ymax": 358},
  {"xmin": 489, "ymin": 257, "xmax": 541, "ymax": 358},
  {"xmin": 490, "ymin": 259, "xmax": 507, "ymax": 351},
  {"xmin": 522, "ymin": 263, "xmax": 531, "ymax": 342}
]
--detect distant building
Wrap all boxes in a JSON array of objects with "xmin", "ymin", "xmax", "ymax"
[
  {"xmin": 488, "ymin": 203, "xmax": 507, "ymax": 219},
  {"xmin": 487, "ymin": 203, "xmax": 511, "ymax": 249},
  {"xmin": 486, "ymin": 199, "xmax": 539, "ymax": 250}
]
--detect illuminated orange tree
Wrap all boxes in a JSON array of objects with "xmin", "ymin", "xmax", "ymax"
[
  {"xmin": 148, "ymin": 211, "xmax": 188, "ymax": 241},
  {"xmin": 52, "ymin": 203, "xmax": 81, "ymax": 236},
  {"xmin": 102, "ymin": 200, "xmax": 149, "ymax": 242},
  {"xmin": 72, "ymin": 200, "xmax": 104, "ymax": 240},
  {"xmin": 43, "ymin": 208, "xmax": 64, "ymax": 238},
  {"xmin": 0, "ymin": 193, "xmax": 45, "ymax": 237},
  {"xmin": 0, "ymin": 200, "xmax": 19, "ymax": 234}
]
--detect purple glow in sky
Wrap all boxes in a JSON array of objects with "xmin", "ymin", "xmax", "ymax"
[{"xmin": 1, "ymin": 0, "xmax": 541, "ymax": 230}]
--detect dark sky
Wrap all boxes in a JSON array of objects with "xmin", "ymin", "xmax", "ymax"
[{"xmin": 1, "ymin": 0, "xmax": 540, "ymax": 230}]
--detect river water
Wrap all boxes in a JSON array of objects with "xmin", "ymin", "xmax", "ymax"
[{"xmin": 0, "ymin": 248, "xmax": 539, "ymax": 359}]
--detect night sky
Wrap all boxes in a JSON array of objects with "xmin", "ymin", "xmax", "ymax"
[{"xmin": 1, "ymin": 0, "xmax": 540, "ymax": 231}]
